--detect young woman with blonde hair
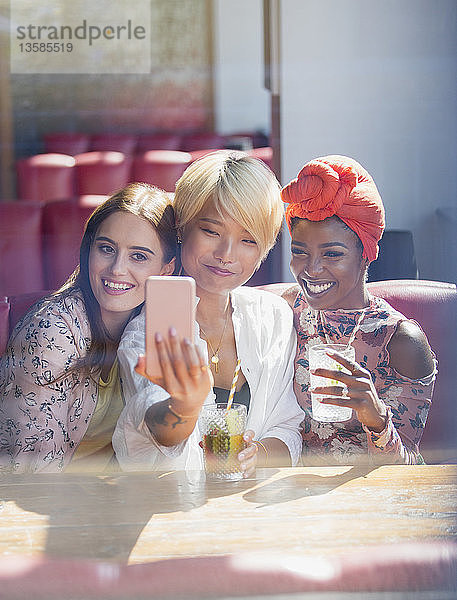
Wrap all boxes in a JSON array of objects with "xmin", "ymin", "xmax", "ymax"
[{"xmin": 113, "ymin": 151, "xmax": 303, "ymax": 475}]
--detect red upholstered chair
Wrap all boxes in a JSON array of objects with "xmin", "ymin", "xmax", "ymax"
[
  {"xmin": 137, "ymin": 133, "xmax": 182, "ymax": 152},
  {"xmin": 180, "ymin": 132, "xmax": 226, "ymax": 152},
  {"xmin": 366, "ymin": 279, "xmax": 457, "ymax": 464},
  {"xmin": 16, "ymin": 153, "xmax": 76, "ymax": 204},
  {"xmin": 43, "ymin": 133, "xmax": 90, "ymax": 155},
  {"xmin": 0, "ymin": 296, "xmax": 9, "ymax": 356},
  {"xmin": 0, "ymin": 202, "xmax": 44, "ymax": 296},
  {"xmin": 7, "ymin": 290, "xmax": 49, "ymax": 337},
  {"xmin": 189, "ymin": 149, "xmax": 221, "ymax": 162},
  {"xmin": 42, "ymin": 195, "xmax": 108, "ymax": 290},
  {"xmin": 74, "ymin": 151, "xmax": 132, "ymax": 196},
  {"xmin": 131, "ymin": 150, "xmax": 192, "ymax": 193},
  {"xmin": 90, "ymin": 133, "xmax": 137, "ymax": 154},
  {"xmin": 248, "ymin": 146, "xmax": 274, "ymax": 171}
]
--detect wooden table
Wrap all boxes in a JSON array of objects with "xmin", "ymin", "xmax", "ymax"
[{"xmin": 1, "ymin": 465, "xmax": 456, "ymax": 565}]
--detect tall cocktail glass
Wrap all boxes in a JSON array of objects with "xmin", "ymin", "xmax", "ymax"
[
  {"xmin": 199, "ymin": 403, "xmax": 247, "ymax": 480},
  {"xmin": 309, "ymin": 343, "xmax": 355, "ymax": 422}
]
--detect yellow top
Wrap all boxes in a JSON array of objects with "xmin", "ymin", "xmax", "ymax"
[{"xmin": 69, "ymin": 360, "xmax": 123, "ymax": 472}]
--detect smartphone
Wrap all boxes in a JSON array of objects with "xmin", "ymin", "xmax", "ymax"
[{"xmin": 145, "ymin": 276, "xmax": 196, "ymax": 379}]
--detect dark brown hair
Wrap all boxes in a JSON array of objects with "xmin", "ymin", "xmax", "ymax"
[{"xmin": 54, "ymin": 182, "xmax": 177, "ymax": 376}]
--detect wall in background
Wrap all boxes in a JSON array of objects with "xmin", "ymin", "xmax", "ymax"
[
  {"xmin": 10, "ymin": 0, "xmax": 213, "ymax": 158},
  {"xmin": 279, "ymin": 0, "xmax": 457, "ymax": 283},
  {"xmin": 212, "ymin": 0, "xmax": 269, "ymax": 137}
]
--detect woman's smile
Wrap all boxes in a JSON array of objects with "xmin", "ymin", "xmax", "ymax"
[
  {"xmin": 101, "ymin": 278, "xmax": 135, "ymax": 294},
  {"xmin": 302, "ymin": 279, "xmax": 336, "ymax": 296},
  {"xmin": 89, "ymin": 211, "xmax": 174, "ymax": 335},
  {"xmin": 204, "ymin": 263, "xmax": 236, "ymax": 277},
  {"xmin": 290, "ymin": 216, "xmax": 368, "ymax": 310},
  {"xmin": 181, "ymin": 204, "xmax": 260, "ymax": 296}
]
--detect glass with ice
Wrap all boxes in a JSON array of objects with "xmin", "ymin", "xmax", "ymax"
[
  {"xmin": 199, "ymin": 403, "xmax": 247, "ymax": 480},
  {"xmin": 309, "ymin": 343, "xmax": 355, "ymax": 422}
]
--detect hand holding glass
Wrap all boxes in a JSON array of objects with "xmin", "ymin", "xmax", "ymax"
[{"xmin": 309, "ymin": 343, "xmax": 355, "ymax": 422}]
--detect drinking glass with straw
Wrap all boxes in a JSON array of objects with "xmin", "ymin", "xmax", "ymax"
[
  {"xmin": 226, "ymin": 358, "xmax": 241, "ymax": 413},
  {"xmin": 199, "ymin": 359, "xmax": 246, "ymax": 480}
]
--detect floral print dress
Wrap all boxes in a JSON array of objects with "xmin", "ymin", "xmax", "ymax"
[
  {"xmin": 292, "ymin": 292, "xmax": 436, "ymax": 465},
  {"xmin": 0, "ymin": 293, "xmax": 98, "ymax": 472}
]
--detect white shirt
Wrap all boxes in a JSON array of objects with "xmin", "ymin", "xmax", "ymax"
[{"xmin": 113, "ymin": 286, "xmax": 304, "ymax": 470}]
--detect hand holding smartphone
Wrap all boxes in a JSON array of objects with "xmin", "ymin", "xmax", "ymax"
[{"xmin": 145, "ymin": 276, "xmax": 196, "ymax": 379}]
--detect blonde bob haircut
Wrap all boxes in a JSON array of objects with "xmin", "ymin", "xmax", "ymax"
[{"xmin": 174, "ymin": 150, "xmax": 283, "ymax": 262}]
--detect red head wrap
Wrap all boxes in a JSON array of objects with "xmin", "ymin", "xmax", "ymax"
[{"xmin": 281, "ymin": 155, "xmax": 385, "ymax": 262}]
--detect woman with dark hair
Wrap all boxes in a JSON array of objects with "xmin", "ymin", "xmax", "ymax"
[
  {"xmin": 281, "ymin": 155, "xmax": 436, "ymax": 465},
  {"xmin": 0, "ymin": 183, "xmax": 178, "ymax": 473}
]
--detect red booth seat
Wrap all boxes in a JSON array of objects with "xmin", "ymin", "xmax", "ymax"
[
  {"xmin": 367, "ymin": 279, "xmax": 457, "ymax": 464},
  {"xmin": 0, "ymin": 291, "xmax": 50, "ymax": 356},
  {"xmin": 0, "ymin": 296, "xmax": 9, "ymax": 356},
  {"xmin": 248, "ymin": 146, "xmax": 274, "ymax": 171},
  {"xmin": 42, "ymin": 195, "xmax": 108, "ymax": 290},
  {"xmin": 136, "ymin": 133, "xmax": 182, "ymax": 152},
  {"xmin": 189, "ymin": 148, "xmax": 222, "ymax": 162},
  {"xmin": 43, "ymin": 133, "xmax": 90, "ymax": 155},
  {"xmin": 0, "ymin": 202, "xmax": 44, "ymax": 296},
  {"xmin": 131, "ymin": 150, "xmax": 192, "ymax": 193},
  {"xmin": 8, "ymin": 290, "xmax": 49, "ymax": 334},
  {"xmin": 180, "ymin": 132, "xmax": 226, "ymax": 152},
  {"xmin": 16, "ymin": 153, "xmax": 76, "ymax": 204},
  {"xmin": 74, "ymin": 151, "xmax": 132, "ymax": 196},
  {"xmin": 90, "ymin": 134, "xmax": 137, "ymax": 155}
]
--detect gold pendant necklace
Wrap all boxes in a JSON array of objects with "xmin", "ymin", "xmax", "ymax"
[{"xmin": 199, "ymin": 305, "xmax": 230, "ymax": 373}]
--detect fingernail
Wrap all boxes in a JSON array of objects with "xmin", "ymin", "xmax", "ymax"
[
  {"xmin": 169, "ymin": 326, "xmax": 177, "ymax": 337},
  {"xmin": 155, "ymin": 332, "xmax": 163, "ymax": 342},
  {"xmin": 183, "ymin": 337, "xmax": 191, "ymax": 345}
]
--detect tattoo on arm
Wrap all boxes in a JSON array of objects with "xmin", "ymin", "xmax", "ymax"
[
  {"xmin": 146, "ymin": 401, "xmax": 188, "ymax": 432},
  {"xmin": 168, "ymin": 413, "xmax": 187, "ymax": 429}
]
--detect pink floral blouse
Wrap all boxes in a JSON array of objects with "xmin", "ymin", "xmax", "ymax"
[{"xmin": 292, "ymin": 292, "xmax": 436, "ymax": 465}]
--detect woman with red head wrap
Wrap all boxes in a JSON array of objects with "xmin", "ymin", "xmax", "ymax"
[
  {"xmin": 281, "ymin": 155, "xmax": 436, "ymax": 465},
  {"xmin": 283, "ymin": 155, "xmax": 385, "ymax": 262}
]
